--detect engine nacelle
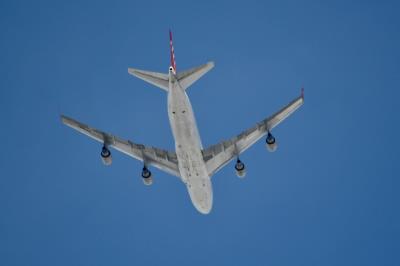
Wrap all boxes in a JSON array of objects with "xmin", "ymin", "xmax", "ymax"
[
  {"xmin": 142, "ymin": 167, "xmax": 153, "ymax": 186},
  {"xmin": 266, "ymin": 132, "xmax": 277, "ymax": 152},
  {"xmin": 235, "ymin": 160, "xmax": 246, "ymax": 178},
  {"xmin": 236, "ymin": 168, "xmax": 246, "ymax": 178},
  {"xmin": 101, "ymin": 146, "xmax": 112, "ymax": 165},
  {"xmin": 142, "ymin": 176, "xmax": 153, "ymax": 186},
  {"xmin": 266, "ymin": 142, "xmax": 277, "ymax": 152}
]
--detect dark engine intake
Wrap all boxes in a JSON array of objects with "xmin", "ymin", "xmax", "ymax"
[
  {"xmin": 101, "ymin": 146, "xmax": 112, "ymax": 165},
  {"xmin": 235, "ymin": 159, "xmax": 246, "ymax": 178},
  {"xmin": 266, "ymin": 132, "xmax": 277, "ymax": 152},
  {"xmin": 141, "ymin": 167, "xmax": 153, "ymax": 185}
]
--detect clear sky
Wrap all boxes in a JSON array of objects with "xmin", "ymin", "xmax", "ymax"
[{"xmin": 1, "ymin": 0, "xmax": 399, "ymax": 265}]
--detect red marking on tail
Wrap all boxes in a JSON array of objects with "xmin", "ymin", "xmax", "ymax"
[{"xmin": 169, "ymin": 30, "xmax": 177, "ymax": 72}]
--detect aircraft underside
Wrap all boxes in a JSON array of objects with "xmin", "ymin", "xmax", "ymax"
[{"xmin": 60, "ymin": 30, "xmax": 304, "ymax": 214}]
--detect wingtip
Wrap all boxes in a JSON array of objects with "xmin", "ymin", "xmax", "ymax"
[
  {"xmin": 207, "ymin": 61, "xmax": 215, "ymax": 68},
  {"xmin": 301, "ymin": 87, "xmax": 304, "ymax": 98},
  {"xmin": 60, "ymin": 114, "xmax": 69, "ymax": 125},
  {"xmin": 127, "ymin": 68, "xmax": 137, "ymax": 75}
]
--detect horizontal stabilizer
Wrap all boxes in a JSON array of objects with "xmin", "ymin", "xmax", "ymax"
[
  {"xmin": 128, "ymin": 68, "xmax": 169, "ymax": 92},
  {"xmin": 177, "ymin": 62, "xmax": 214, "ymax": 89}
]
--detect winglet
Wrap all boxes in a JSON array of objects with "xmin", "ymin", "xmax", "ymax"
[
  {"xmin": 301, "ymin": 87, "xmax": 304, "ymax": 99},
  {"xmin": 169, "ymin": 30, "xmax": 177, "ymax": 73}
]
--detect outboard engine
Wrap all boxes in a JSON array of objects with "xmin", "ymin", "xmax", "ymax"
[
  {"xmin": 235, "ymin": 159, "xmax": 246, "ymax": 178},
  {"xmin": 100, "ymin": 146, "xmax": 112, "ymax": 165},
  {"xmin": 266, "ymin": 132, "xmax": 277, "ymax": 152},
  {"xmin": 141, "ymin": 167, "xmax": 153, "ymax": 186}
]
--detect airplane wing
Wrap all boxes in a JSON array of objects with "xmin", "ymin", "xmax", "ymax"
[
  {"xmin": 61, "ymin": 115, "xmax": 180, "ymax": 177},
  {"xmin": 202, "ymin": 91, "xmax": 304, "ymax": 177}
]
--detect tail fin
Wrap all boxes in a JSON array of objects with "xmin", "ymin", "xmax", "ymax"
[
  {"xmin": 169, "ymin": 30, "xmax": 177, "ymax": 73},
  {"xmin": 127, "ymin": 31, "xmax": 214, "ymax": 92}
]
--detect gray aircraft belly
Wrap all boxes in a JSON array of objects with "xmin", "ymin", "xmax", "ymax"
[{"xmin": 167, "ymin": 81, "xmax": 213, "ymax": 214}]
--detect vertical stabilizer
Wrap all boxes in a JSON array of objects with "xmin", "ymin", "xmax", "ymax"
[{"xmin": 169, "ymin": 30, "xmax": 177, "ymax": 73}]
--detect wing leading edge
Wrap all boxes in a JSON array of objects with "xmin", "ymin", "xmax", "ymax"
[
  {"xmin": 202, "ymin": 91, "xmax": 304, "ymax": 177},
  {"xmin": 61, "ymin": 115, "xmax": 180, "ymax": 177}
]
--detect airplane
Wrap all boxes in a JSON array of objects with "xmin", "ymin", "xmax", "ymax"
[{"xmin": 61, "ymin": 30, "xmax": 304, "ymax": 214}]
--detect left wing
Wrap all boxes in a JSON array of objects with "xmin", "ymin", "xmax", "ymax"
[
  {"xmin": 61, "ymin": 115, "xmax": 180, "ymax": 177},
  {"xmin": 202, "ymin": 91, "xmax": 304, "ymax": 177}
]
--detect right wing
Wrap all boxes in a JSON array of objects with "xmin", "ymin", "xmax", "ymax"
[
  {"xmin": 202, "ymin": 91, "xmax": 304, "ymax": 177},
  {"xmin": 61, "ymin": 115, "xmax": 180, "ymax": 177}
]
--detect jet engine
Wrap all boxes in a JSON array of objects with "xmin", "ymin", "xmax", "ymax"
[
  {"xmin": 265, "ymin": 132, "xmax": 277, "ymax": 152},
  {"xmin": 141, "ymin": 167, "xmax": 153, "ymax": 186},
  {"xmin": 235, "ymin": 159, "xmax": 246, "ymax": 178},
  {"xmin": 101, "ymin": 146, "xmax": 112, "ymax": 165}
]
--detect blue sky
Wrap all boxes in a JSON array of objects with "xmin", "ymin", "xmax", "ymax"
[{"xmin": 1, "ymin": 0, "xmax": 399, "ymax": 265}]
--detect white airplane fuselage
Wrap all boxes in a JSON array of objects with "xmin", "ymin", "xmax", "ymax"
[
  {"xmin": 167, "ymin": 70, "xmax": 213, "ymax": 214},
  {"xmin": 61, "ymin": 32, "xmax": 304, "ymax": 216}
]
